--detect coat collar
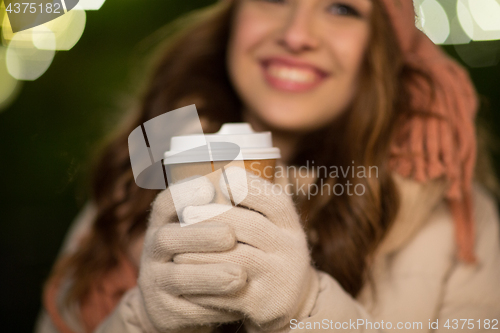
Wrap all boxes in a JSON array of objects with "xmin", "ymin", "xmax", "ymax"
[
  {"xmin": 375, "ymin": 173, "xmax": 448, "ymax": 257},
  {"xmin": 274, "ymin": 160, "xmax": 448, "ymax": 256}
]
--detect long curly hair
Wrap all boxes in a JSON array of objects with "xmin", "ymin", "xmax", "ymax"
[{"xmin": 49, "ymin": 0, "xmax": 425, "ymax": 311}]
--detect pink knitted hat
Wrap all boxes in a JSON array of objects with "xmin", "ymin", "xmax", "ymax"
[{"xmin": 381, "ymin": 0, "xmax": 478, "ymax": 263}]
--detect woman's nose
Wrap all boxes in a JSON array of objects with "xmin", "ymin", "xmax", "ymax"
[{"xmin": 277, "ymin": 5, "xmax": 320, "ymax": 53}]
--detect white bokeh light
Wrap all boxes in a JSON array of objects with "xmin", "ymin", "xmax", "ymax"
[
  {"xmin": 459, "ymin": 0, "xmax": 500, "ymax": 41},
  {"xmin": 32, "ymin": 7, "xmax": 86, "ymax": 51},
  {"xmin": 419, "ymin": 0, "xmax": 451, "ymax": 44},
  {"xmin": 457, "ymin": 0, "xmax": 475, "ymax": 40},
  {"xmin": 6, "ymin": 31, "xmax": 55, "ymax": 80},
  {"xmin": 468, "ymin": 0, "xmax": 500, "ymax": 32},
  {"xmin": 78, "ymin": 0, "xmax": 106, "ymax": 10}
]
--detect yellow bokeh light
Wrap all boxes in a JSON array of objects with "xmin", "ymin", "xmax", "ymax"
[
  {"xmin": 2, "ymin": 10, "xmax": 15, "ymax": 44},
  {"xmin": 1, "ymin": 9, "xmax": 34, "ymax": 47},
  {"xmin": 0, "ymin": 46, "xmax": 21, "ymax": 111},
  {"xmin": 0, "ymin": 2, "xmax": 5, "ymax": 27},
  {"xmin": 32, "ymin": 7, "xmax": 86, "ymax": 51}
]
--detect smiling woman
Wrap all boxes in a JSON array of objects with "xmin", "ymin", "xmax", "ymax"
[
  {"xmin": 37, "ymin": 0, "xmax": 500, "ymax": 333},
  {"xmin": 229, "ymin": 0, "xmax": 374, "ymax": 132}
]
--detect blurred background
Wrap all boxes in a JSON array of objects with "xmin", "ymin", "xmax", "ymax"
[{"xmin": 0, "ymin": 0, "xmax": 499, "ymax": 331}]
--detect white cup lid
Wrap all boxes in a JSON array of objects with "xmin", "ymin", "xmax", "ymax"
[{"xmin": 163, "ymin": 123, "xmax": 281, "ymax": 165}]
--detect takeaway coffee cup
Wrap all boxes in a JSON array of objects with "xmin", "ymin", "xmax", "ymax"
[{"xmin": 163, "ymin": 123, "xmax": 281, "ymax": 205}]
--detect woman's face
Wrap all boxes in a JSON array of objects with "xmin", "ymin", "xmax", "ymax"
[{"xmin": 227, "ymin": 0, "xmax": 373, "ymax": 132}]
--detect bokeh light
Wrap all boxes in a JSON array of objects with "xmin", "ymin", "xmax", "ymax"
[
  {"xmin": 78, "ymin": 0, "xmax": 106, "ymax": 10},
  {"xmin": 468, "ymin": 0, "xmax": 500, "ymax": 32},
  {"xmin": 32, "ymin": 6, "xmax": 86, "ymax": 51},
  {"xmin": 412, "ymin": 0, "xmax": 500, "ymax": 67},
  {"xmin": 456, "ymin": 0, "xmax": 475, "ymax": 40},
  {"xmin": 1, "ymin": 2, "xmax": 89, "ymax": 82},
  {"xmin": 6, "ymin": 31, "xmax": 55, "ymax": 80},
  {"xmin": 418, "ymin": 0, "xmax": 450, "ymax": 44},
  {"xmin": 0, "ymin": 46, "xmax": 21, "ymax": 111},
  {"xmin": 2, "ymin": 11, "xmax": 21, "ymax": 44},
  {"xmin": 0, "ymin": 0, "xmax": 498, "ymax": 85},
  {"xmin": 0, "ymin": 2, "xmax": 4, "ymax": 28},
  {"xmin": 413, "ymin": 0, "xmax": 500, "ymax": 44},
  {"xmin": 465, "ymin": 0, "xmax": 500, "ymax": 42}
]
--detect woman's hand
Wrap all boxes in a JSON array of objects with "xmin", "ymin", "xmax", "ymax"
[
  {"xmin": 174, "ymin": 167, "xmax": 320, "ymax": 333},
  {"xmin": 138, "ymin": 176, "xmax": 247, "ymax": 332}
]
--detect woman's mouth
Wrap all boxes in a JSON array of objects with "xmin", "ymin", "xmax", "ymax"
[{"xmin": 260, "ymin": 57, "xmax": 329, "ymax": 93}]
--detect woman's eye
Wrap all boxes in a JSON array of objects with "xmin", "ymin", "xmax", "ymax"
[{"xmin": 327, "ymin": 3, "xmax": 360, "ymax": 17}]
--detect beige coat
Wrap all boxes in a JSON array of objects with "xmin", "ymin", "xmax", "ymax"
[{"xmin": 35, "ymin": 173, "xmax": 500, "ymax": 332}]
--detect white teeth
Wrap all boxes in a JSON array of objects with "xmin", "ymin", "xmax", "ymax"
[{"xmin": 267, "ymin": 64, "xmax": 317, "ymax": 84}]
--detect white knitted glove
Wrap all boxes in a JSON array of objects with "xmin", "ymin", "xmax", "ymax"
[
  {"xmin": 174, "ymin": 168, "xmax": 320, "ymax": 333},
  {"xmin": 137, "ymin": 176, "xmax": 247, "ymax": 333}
]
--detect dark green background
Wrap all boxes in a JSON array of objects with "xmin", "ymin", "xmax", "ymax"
[
  {"xmin": 0, "ymin": 1, "xmax": 215, "ymax": 331},
  {"xmin": 0, "ymin": 1, "xmax": 499, "ymax": 331}
]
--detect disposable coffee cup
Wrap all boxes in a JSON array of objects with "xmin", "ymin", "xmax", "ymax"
[{"xmin": 163, "ymin": 123, "xmax": 281, "ymax": 205}]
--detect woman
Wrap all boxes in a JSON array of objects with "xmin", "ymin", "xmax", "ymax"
[{"xmin": 37, "ymin": 0, "xmax": 500, "ymax": 332}]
